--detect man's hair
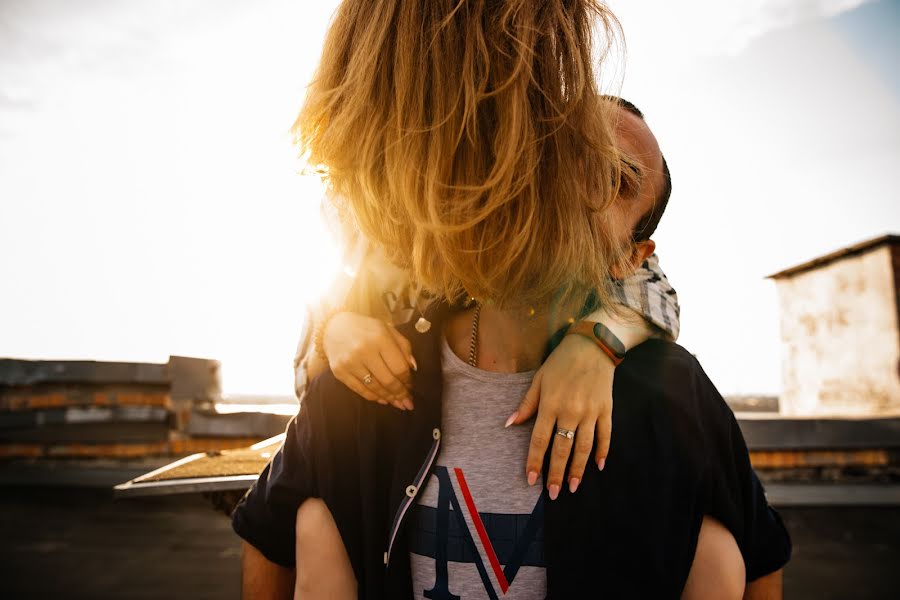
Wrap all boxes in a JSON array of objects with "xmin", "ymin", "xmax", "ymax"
[
  {"xmin": 604, "ymin": 96, "xmax": 672, "ymax": 242},
  {"xmin": 294, "ymin": 1, "xmax": 632, "ymax": 311}
]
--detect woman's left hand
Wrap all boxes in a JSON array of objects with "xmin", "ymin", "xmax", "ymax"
[{"xmin": 506, "ymin": 333, "xmax": 616, "ymax": 501}]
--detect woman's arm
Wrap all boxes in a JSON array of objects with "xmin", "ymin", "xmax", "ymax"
[
  {"xmin": 294, "ymin": 230, "xmax": 416, "ymax": 409},
  {"xmin": 512, "ymin": 253, "xmax": 681, "ymax": 498},
  {"xmin": 298, "ymin": 241, "xmax": 682, "ymax": 501}
]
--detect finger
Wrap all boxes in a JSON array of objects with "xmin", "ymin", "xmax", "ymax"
[
  {"xmin": 349, "ymin": 363, "xmax": 395, "ymax": 404},
  {"xmin": 594, "ymin": 414, "xmax": 612, "ymax": 471},
  {"xmin": 379, "ymin": 341, "xmax": 412, "ymax": 389},
  {"xmin": 566, "ymin": 420, "xmax": 595, "ymax": 494},
  {"xmin": 509, "ymin": 370, "xmax": 542, "ymax": 427},
  {"xmin": 353, "ymin": 381, "xmax": 389, "ymax": 405},
  {"xmin": 524, "ymin": 410, "xmax": 554, "ymax": 489},
  {"xmin": 546, "ymin": 420, "xmax": 578, "ymax": 501},
  {"xmin": 334, "ymin": 367, "xmax": 382, "ymax": 404},
  {"xmin": 387, "ymin": 327, "xmax": 416, "ymax": 372},
  {"xmin": 367, "ymin": 355, "xmax": 413, "ymax": 409},
  {"xmin": 379, "ymin": 347, "xmax": 415, "ymax": 410}
]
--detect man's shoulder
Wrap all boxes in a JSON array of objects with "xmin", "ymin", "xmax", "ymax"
[
  {"xmin": 615, "ymin": 339, "xmax": 728, "ymax": 422},
  {"xmin": 618, "ymin": 338, "xmax": 700, "ymax": 382}
]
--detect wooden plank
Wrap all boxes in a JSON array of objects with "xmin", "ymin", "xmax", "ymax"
[
  {"xmin": 738, "ymin": 417, "xmax": 900, "ymax": 450},
  {"xmin": 0, "ymin": 359, "xmax": 169, "ymax": 386},
  {"xmin": 0, "ymin": 386, "xmax": 170, "ymax": 411},
  {"xmin": 0, "ymin": 437, "xmax": 266, "ymax": 459},
  {"xmin": 750, "ymin": 449, "xmax": 890, "ymax": 469},
  {"xmin": 766, "ymin": 483, "xmax": 900, "ymax": 507}
]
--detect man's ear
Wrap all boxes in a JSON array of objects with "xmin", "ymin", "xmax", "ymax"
[
  {"xmin": 632, "ymin": 239, "xmax": 656, "ymax": 270},
  {"xmin": 611, "ymin": 239, "xmax": 656, "ymax": 280}
]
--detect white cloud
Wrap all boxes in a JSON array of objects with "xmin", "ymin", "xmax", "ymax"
[{"xmin": 609, "ymin": 0, "xmax": 874, "ymax": 59}]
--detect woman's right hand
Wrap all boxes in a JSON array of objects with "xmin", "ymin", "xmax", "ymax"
[{"xmin": 323, "ymin": 312, "xmax": 417, "ymax": 410}]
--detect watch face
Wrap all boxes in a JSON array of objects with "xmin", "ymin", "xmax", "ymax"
[{"xmin": 593, "ymin": 322, "xmax": 626, "ymax": 358}]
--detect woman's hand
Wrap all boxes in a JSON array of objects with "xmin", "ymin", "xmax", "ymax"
[
  {"xmin": 323, "ymin": 312, "xmax": 417, "ymax": 410},
  {"xmin": 507, "ymin": 333, "xmax": 615, "ymax": 500}
]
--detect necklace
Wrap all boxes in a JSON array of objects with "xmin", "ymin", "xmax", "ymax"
[
  {"xmin": 411, "ymin": 283, "xmax": 432, "ymax": 333},
  {"xmin": 467, "ymin": 302, "xmax": 482, "ymax": 367}
]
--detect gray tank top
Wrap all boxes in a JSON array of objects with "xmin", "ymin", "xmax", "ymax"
[{"xmin": 408, "ymin": 336, "xmax": 547, "ymax": 599}]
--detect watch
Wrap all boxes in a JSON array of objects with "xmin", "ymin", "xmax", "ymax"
[{"xmin": 565, "ymin": 320, "xmax": 627, "ymax": 366}]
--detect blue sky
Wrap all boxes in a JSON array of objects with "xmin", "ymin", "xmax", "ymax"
[{"xmin": 1, "ymin": 0, "xmax": 898, "ymax": 398}]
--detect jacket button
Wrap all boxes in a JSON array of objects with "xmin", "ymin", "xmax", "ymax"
[
  {"xmin": 406, "ymin": 484, "xmax": 418, "ymax": 498},
  {"xmin": 432, "ymin": 428, "xmax": 441, "ymax": 440}
]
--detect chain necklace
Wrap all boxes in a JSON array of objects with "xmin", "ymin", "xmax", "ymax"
[{"xmin": 467, "ymin": 302, "xmax": 482, "ymax": 367}]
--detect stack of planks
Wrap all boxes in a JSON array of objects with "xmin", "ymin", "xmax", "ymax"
[{"xmin": 0, "ymin": 356, "xmax": 259, "ymax": 459}]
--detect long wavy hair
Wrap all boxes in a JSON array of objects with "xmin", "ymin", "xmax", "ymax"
[{"xmin": 294, "ymin": 0, "xmax": 632, "ymax": 311}]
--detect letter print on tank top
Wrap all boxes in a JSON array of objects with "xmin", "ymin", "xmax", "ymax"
[{"xmin": 409, "ymin": 336, "xmax": 547, "ymax": 599}]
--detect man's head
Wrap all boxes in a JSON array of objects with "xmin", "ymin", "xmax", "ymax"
[{"xmin": 605, "ymin": 96, "xmax": 672, "ymax": 279}]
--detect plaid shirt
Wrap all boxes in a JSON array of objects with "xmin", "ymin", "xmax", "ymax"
[{"xmin": 293, "ymin": 236, "xmax": 680, "ymax": 399}]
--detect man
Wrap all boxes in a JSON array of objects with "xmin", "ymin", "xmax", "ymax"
[{"xmin": 232, "ymin": 99, "xmax": 791, "ymax": 598}]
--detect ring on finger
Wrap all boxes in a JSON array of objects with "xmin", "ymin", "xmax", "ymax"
[
  {"xmin": 555, "ymin": 427, "xmax": 575, "ymax": 440},
  {"xmin": 362, "ymin": 373, "xmax": 374, "ymax": 386}
]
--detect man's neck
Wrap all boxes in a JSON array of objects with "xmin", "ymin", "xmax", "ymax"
[{"xmin": 445, "ymin": 302, "xmax": 579, "ymax": 373}]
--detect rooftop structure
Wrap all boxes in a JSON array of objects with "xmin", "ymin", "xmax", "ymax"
[{"xmin": 768, "ymin": 234, "xmax": 900, "ymax": 416}]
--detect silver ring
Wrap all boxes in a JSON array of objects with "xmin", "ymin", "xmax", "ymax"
[
  {"xmin": 556, "ymin": 427, "xmax": 575, "ymax": 440},
  {"xmin": 362, "ymin": 373, "xmax": 374, "ymax": 386}
]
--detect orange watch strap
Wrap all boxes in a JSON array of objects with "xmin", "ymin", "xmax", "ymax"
[{"xmin": 565, "ymin": 320, "xmax": 626, "ymax": 366}]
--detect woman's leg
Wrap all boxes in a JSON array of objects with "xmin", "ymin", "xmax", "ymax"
[
  {"xmin": 294, "ymin": 498, "xmax": 357, "ymax": 600},
  {"xmin": 681, "ymin": 515, "xmax": 746, "ymax": 600}
]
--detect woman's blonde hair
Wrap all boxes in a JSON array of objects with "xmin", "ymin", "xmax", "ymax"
[{"xmin": 295, "ymin": 0, "xmax": 632, "ymax": 311}]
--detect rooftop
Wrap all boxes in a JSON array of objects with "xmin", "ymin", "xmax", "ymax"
[{"xmin": 767, "ymin": 233, "xmax": 899, "ymax": 280}]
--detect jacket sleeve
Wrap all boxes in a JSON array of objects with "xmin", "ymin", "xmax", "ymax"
[
  {"xmin": 613, "ymin": 253, "xmax": 681, "ymax": 341},
  {"xmin": 693, "ymin": 359, "xmax": 792, "ymax": 581},
  {"xmin": 231, "ymin": 404, "xmax": 317, "ymax": 568}
]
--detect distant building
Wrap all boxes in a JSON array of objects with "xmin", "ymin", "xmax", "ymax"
[
  {"xmin": 0, "ymin": 355, "xmax": 224, "ymax": 457},
  {"xmin": 769, "ymin": 234, "xmax": 900, "ymax": 416}
]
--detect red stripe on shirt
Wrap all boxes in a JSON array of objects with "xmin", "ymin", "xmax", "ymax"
[{"xmin": 454, "ymin": 467, "xmax": 510, "ymax": 594}]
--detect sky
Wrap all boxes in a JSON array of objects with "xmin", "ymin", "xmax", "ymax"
[{"xmin": 1, "ymin": 0, "xmax": 898, "ymax": 398}]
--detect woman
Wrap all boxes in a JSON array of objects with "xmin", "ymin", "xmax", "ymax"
[{"xmin": 289, "ymin": 0, "xmax": 680, "ymax": 499}]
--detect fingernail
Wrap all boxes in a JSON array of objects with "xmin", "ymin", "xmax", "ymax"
[
  {"xmin": 504, "ymin": 411, "xmax": 519, "ymax": 428},
  {"xmin": 569, "ymin": 477, "xmax": 580, "ymax": 494},
  {"xmin": 403, "ymin": 398, "xmax": 415, "ymax": 411},
  {"xmin": 410, "ymin": 356, "xmax": 418, "ymax": 372},
  {"xmin": 598, "ymin": 458, "xmax": 606, "ymax": 471},
  {"xmin": 548, "ymin": 484, "xmax": 560, "ymax": 501},
  {"xmin": 527, "ymin": 471, "xmax": 538, "ymax": 486}
]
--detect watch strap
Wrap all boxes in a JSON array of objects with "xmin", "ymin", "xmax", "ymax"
[{"xmin": 565, "ymin": 320, "xmax": 627, "ymax": 366}]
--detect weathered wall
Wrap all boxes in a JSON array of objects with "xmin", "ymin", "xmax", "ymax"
[{"xmin": 776, "ymin": 245, "xmax": 900, "ymax": 416}]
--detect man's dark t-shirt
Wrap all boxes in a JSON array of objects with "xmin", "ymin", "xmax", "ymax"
[{"xmin": 232, "ymin": 316, "xmax": 791, "ymax": 598}]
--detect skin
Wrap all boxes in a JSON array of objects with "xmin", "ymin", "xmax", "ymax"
[{"xmin": 240, "ymin": 541, "xmax": 293, "ymax": 600}]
